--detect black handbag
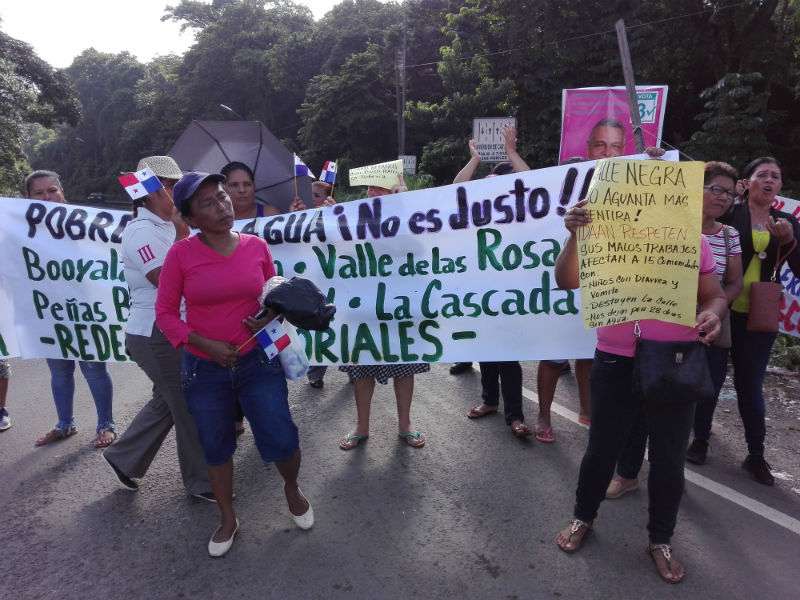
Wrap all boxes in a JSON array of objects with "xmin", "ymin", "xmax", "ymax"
[
  {"xmin": 632, "ymin": 322, "xmax": 715, "ymax": 407},
  {"xmin": 259, "ymin": 277, "xmax": 337, "ymax": 331}
]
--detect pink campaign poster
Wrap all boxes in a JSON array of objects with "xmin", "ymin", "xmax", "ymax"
[{"xmin": 558, "ymin": 85, "xmax": 668, "ymax": 164}]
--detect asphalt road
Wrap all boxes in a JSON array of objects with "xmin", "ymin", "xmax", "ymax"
[{"xmin": 2, "ymin": 359, "xmax": 799, "ymax": 600}]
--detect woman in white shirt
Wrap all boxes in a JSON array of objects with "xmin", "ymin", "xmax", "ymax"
[{"xmin": 103, "ymin": 156, "xmax": 213, "ymax": 501}]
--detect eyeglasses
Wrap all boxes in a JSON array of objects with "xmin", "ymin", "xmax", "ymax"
[{"xmin": 703, "ymin": 185, "xmax": 736, "ymax": 201}]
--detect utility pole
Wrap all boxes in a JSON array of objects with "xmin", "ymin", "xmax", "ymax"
[
  {"xmin": 615, "ymin": 19, "xmax": 644, "ymax": 153},
  {"xmin": 395, "ymin": 14, "xmax": 407, "ymax": 157}
]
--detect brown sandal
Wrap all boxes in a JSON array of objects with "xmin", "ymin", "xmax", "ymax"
[
  {"xmin": 555, "ymin": 518, "xmax": 592, "ymax": 553},
  {"xmin": 648, "ymin": 544, "xmax": 685, "ymax": 584},
  {"xmin": 511, "ymin": 421, "xmax": 532, "ymax": 438},
  {"xmin": 467, "ymin": 405, "xmax": 498, "ymax": 419},
  {"xmin": 35, "ymin": 426, "xmax": 77, "ymax": 447},
  {"xmin": 93, "ymin": 429, "xmax": 117, "ymax": 449}
]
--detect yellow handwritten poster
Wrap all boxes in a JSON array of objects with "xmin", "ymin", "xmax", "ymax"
[
  {"xmin": 349, "ymin": 159, "xmax": 404, "ymax": 189},
  {"xmin": 578, "ymin": 158, "xmax": 704, "ymax": 328}
]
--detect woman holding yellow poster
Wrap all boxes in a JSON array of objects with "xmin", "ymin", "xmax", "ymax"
[{"xmin": 552, "ymin": 195, "xmax": 727, "ymax": 584}]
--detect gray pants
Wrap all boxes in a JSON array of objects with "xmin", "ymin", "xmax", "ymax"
[{"xmin": 105, "ymin": 325, "xmax": 210, "ymax": 495}]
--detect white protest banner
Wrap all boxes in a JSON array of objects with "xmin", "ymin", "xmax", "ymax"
[
  {"xmin": 0, "ymin": 282, "xmax": 20, "ymax": 359},
  {"xmin": 473, "ymin": 117, "xmax": 516, "ymax": 162},
  {"xmin": 772, "ymin": 195, "xmax": 800, "ymax": 338},
  {"xmin": 348, "ymin": 159, "xmax": 404, "ymax": 189},
  {"xmin": 245, "ymin": 162, "xmax": 604, "ymax": 364},
  {"xmin": 2, "ymin": 160, "xmax": 609, "ymax": 363},
  {"xmin": 0, "ymin": 201, "xmax": 132, "ymax": 361}
]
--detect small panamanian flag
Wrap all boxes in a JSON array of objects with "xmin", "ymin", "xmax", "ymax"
[
  {"xmin": 319, "ymin": 160, "xmax": 337, "ymax": 184},
  {"xmin": 255, "ymin": 318, "xmax": 292, "ymax": 359},
  {"xmin": 293, "ymin": 154, "xmax": 315, "ymax": 178},
  {"xmin": 118, "ymin": 168, "xmax": 163, "ymax": 200}
]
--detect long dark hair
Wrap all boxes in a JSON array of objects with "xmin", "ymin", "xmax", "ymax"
[
  {"xmin": 742, "ymin": 156, "xmax": 781, "ymax": 179},
  {"xmin": 740, "ymin": 156, "xmax": 782, "ymax": 204},
  {"xmin": 221, "ymin": 161, "xmax": 254, "ymax": 182}
]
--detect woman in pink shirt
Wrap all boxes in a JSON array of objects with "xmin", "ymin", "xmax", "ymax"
[
  {"xmin": 156, "ymin": 172, "xmax": 313, "ymax": 558},
  {"xmin": 551, "ymin": 196, "xmax": 727, "ymax": 584}
]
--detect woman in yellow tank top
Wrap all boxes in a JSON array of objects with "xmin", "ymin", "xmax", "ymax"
[{"xmin": 721, "ymin": 157, "xmax": 800, "ymax": 485}]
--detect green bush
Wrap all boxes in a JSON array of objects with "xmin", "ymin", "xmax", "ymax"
[{"xmin": 770, "ymin": 334, "xmax": 800, "ymax": 371}]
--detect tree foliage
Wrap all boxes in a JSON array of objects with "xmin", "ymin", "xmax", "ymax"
[
  {"xmin": 0, "ymin": 25, "xmax": 80, "ymax": 194},
  {"xmin": 0, "ymin": 0, "xmax": 797, "ymax": 201},
  {"xmin": 685, "ymin": 73, "xmax": 773, "ymax": 171}
]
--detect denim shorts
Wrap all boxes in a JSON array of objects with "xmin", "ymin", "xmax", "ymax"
[{"xmin": 182, "ymin": 348, "xmax": 299, "ymax": 466}]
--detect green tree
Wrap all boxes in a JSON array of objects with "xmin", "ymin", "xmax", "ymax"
[
  {"xmin": 684, "ymin": 73, "xmax": 772, "ymax": 170},
  {"xmin": 168, "ymin": 0, "xmax": 317, "ymax": 139},
  {"xmin": 406, "ymin": 1, "xmax": 515, "ymax": 183},
  {"xmin": 30, "ymin": 49, "xmax": 145, "ymax": 200},
  {"xmin": 298, "ymin": 43, "xmax": 397, "ymax": 170},
  {"xmin": 162, "ymin": 0, "xmax": 239, "ymax": 31},
  {"xmin": 0, "ymin": 25, "xmax": 79, "ymax": 194}
]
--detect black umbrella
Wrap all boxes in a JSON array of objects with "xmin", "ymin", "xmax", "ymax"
[{"xmin": 168, "ymin": 120, "xmax": 312, "ymax": 211}]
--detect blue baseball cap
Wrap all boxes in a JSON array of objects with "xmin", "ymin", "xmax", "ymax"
[{"xmin": 173, "ymin": 172, "xmax": 225, "ymax": 213}]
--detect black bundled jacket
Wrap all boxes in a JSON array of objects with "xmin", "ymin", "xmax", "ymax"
[{"xmin": 721, "ymin": 202, "xmax": 800, "ymax": 287}]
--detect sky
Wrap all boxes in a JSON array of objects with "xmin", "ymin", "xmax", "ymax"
[{"xmin": 0, "ymin": 0, "xmax": 343, "ymax": 69}]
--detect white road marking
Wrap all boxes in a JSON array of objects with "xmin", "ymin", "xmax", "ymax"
[{"xmin": 521, "ymin": 385, "xmax": 800, "ymax": 537}]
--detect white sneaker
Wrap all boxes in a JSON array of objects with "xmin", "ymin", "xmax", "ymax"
[
  {"xmin": 0, "ymin": 409, "xmax": 11, "ymax": 431},
  {"xmin": 208, "ymin": 518, "xmax": 239, "ymax": 558}
]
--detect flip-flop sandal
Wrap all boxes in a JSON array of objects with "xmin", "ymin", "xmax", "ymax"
[
  {"xmin": 467, "ymin": 405, "xmax": 498, "ymax": 419},
  {"xmin": 94, "ymin": 429, "xmax": 117, "ymax": 449},
  {"xmin": 648, "ymin": 544, "xmax": 685, "ymax": 584},
  {"xmin": 511, "ymin": 422, "xmax": 532, "ymax": 438},
  {"xmin": 555, "ymin": 518, "xmax": 592, "ymax": 554},
  {"xmin": 535, "ymin": 426, "xmax": 556, "ymax": 443},
  {"xmin": 398, "ymin": 431, "xmax": 426, "ymax": 448},
  {"xmin": 339, "ymin": 433, "xmax": 369, "ymax": 451},
  {"xmin": 35, "ymin": 426, "xmax": 77, "ymax": 447}
]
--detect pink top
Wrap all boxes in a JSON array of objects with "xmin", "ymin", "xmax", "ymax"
[
  {"xmin": 155, "ymin": 233, "xmax": 276, "ymax": 359},
  {"xmin": 596, "ymin": 237, "xmax": 717, "ymax": 358}
]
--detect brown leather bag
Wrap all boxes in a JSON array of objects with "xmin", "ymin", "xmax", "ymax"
[{"xmin": 747, "ymin": 240, "xmax": 796, "ymax": 332}]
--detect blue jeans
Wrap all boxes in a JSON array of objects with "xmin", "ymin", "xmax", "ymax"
[
  {"xmin": 730, "ymin": 311, "xmax": 777, "ymax": 457},
  {"xmin": 182, "ymin": 349, "xmax": 298, "ymax": 466},
  {"xmin": 46, "ymin": 359, "xmax": 114, "ymax": 433}
]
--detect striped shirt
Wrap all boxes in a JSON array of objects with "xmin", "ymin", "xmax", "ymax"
[{"xmin": 704, "ymin": 224, "xmax": 741, "ymax": 279}]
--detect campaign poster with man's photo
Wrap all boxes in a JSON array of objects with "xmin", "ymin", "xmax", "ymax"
[{"xmin": 558, "ymin": 85, "xmax": 668, "ymax": 164}]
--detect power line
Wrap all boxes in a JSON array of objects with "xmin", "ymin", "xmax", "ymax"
[
  {"xmin": 274, "ymin": 0, "xmax": 750, "ymax": 152},
  {"xmin": 401, "ymin": 1, "xmax": 750, "ymax": 71}
]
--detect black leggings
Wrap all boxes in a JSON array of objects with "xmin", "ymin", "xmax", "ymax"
[
  {"xmin": 478, "ymin": 361, "xmax": 524, "ymax": 425},
  {"xmin": 574, "ymin": 350, "xmax": 694, "ymax": 544}
]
